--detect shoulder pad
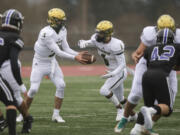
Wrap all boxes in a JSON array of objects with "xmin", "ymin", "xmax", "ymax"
[
  {"xmin": 175, "ymin": 28, "xmax": 180, "ymax": 44},
  {"xmin": 39, "ymin": 26, "xmax": 54, "ymax": 39},
  {"xmin": 14, "ymin": 38, "xmax": 24, "ymax": 49},
  {"xmin": 141, "ymin": 26, "xmax": 156, "ymax": 46},
  {"xmin": 111, "ymin": 39, "xmax": 124, "ymax": 55},
  {"xmin": 61, "ymin": 26, "xmax": 67, "ymax": 37},
  {"xmin": 61, "ymin": 26, "xmax": 67, "ymax": 32},
  {"xmin": 90, "ymin": 34, "xmax": 96, "ymax": 42}
]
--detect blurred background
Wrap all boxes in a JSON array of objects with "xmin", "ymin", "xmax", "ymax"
[{"xmin": 1, "ymin": 0, "xmax": 180, "ymax": 65}]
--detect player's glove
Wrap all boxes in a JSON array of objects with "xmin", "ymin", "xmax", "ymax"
[
  {"xmin": 78, "ymin": 40, "xmax": 88, "ymax": 48},
  {"xmin": 20, "ymin": 84, "xmax": 27, "ymax": 93},
  {"xmin": 101, "ymin": 71, "xmax": 115, "ymax": 79}
]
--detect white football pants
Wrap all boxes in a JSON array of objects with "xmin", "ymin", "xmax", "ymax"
[
  {"xmin": 28, "ymin": 57, "xmax": 65, "ymax": 99},
  {"xmin": 100, "ymin": 69, "xmax": 127, "ymax": 102}
]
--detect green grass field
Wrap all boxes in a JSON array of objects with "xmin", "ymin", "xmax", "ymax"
[{"xmin": 1, "ymin": 75, "xmax": 180, "ymax": 135}]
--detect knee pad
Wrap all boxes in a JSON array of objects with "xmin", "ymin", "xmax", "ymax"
[
  {"xmin": 27, "ymin": 82, "xmax": 39, "ymax": 98},
  {"xmin": 128, "ymin": 94, "xmax": 141, "ymax": 105},
  {"xmin": 14, "ymin": 90, "xmax": 23, "ymax": 106},
  {"xmin": 55, "ymin": 81, "xmax": 66, "ymax": 99},
  {"xmin": 100, "ymin": 87, "xmax": 111, "ymax": 96}
]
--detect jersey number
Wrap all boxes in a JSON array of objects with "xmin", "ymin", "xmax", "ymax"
[
  {"xmin": 151, "ymin": 46, "xmax": 175, "ymax": 61},
  {"xmin": 0, "ymin": 37, "xmax": 4, "ymax": 46},
  {"xmin": 101, "ymin": 54, "xmax": 109, "ymax": 66}
]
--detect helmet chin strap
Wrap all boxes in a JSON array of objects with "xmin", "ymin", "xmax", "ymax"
[
  {"xmin": 52, "ymin": 24, "xmax": 63, "ymax": 33},
  {"xmin": 96, "ymin": 34, "xmax": 111, "ymax": 43},
  {"xmin": 51, "ymin": 20, "xmax": 66, "ymax": 33}
]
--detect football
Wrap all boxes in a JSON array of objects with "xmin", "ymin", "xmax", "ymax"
[{"xmin": 82, "ymin": 53, "xmax": 96, "ymax": 64}]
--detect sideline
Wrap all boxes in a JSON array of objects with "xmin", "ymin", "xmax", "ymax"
[{"xmin": 22, "ymin": 65, "xmax": 135, "ymax": 77}]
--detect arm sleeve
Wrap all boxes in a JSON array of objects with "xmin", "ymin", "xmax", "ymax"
[
  {"xmin": 9, "ymin": 46, "xmax": 23, "ymax": 85},
  {"xmin": 83, "ymin": 39, "xmax": 96, "ymax": 48},
  {"xmin": 62, "ymin": 35, "xmax": 78, "ymax": 55},
  {"xmin": 112, "ymin": 54, "xmax": 126, "ymax": 74},
  {"xmin": 46, "ymin": 37, "xmax": 75, "ymax": 60}
]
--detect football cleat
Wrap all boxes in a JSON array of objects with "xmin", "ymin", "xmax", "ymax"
[
  {"xmin": 52, "ymin": 115, "xmax": 65, "ymax": 123},
  {"xmin": 116, "ymin": 108, "xmax": 124, "ymax": 121},
  {"xmin": 114, "ymin": 117, "xmax": 128, "ymax": 133},
  {"xmin": 21, "ymin": 115, "xmax": 33, "ymax": 133},
  {"xmin": 130, "ymin": 124, "xmax": 145, "ymax": 135},
  {"xmin": 0, "ymin": 119, "xmax": 8, "ymax": 132},
  {"xmin": 16, "ymin": 114, "xmax": 23, "ymax": 122},
  {"xmin": 140, "ymin": 106, "xmax": 153, "ymax": 129},
  {"xmin": 128, "ymin": 113, "xmax": 138, "ymax": 122}
]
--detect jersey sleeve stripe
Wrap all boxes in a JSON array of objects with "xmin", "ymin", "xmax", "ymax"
[
  {"xmin": 15, "ymin": 39, "xmax": 24, "ymax": 48},
  {"xmin": 115, "ymin": 51, "xmax": 124, "ymax": 55},
  {"xmin": 97, "ymin": 48, "xmax": 110, "ymax": 55}
]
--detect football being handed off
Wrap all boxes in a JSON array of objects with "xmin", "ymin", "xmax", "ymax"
[{"xmin": 81, "ymin": 53, "xmax": 96, "ymax": 64}]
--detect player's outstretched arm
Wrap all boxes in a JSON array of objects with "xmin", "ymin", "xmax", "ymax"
[
  {"xmin": 61, "ymin": 35, "xmax": 79, "ymax": 55},
  {"xmin": 132, "ymin": 42, "xmax": 146, "ymax": 64},
  {"xmin": 47, "ymin": 41, "xmax": 76, "ymax": 60},
  {"xmin": 78, "ymin": 39, "xmax": 95, "ymax": 48}
]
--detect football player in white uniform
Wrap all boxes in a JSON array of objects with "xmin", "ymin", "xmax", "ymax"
[
  {"xmin": 78, "ymin": 20, "xmax": 127, "ymax": 121},
  {"xmin": 16, "ymin": 8, "xmax": 88, "ymax": 123},
  {"xmin": 115, "ymin": 14, "xmax": 180, "ymax": 134}
]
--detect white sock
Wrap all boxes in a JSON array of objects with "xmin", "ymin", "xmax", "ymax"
[
  {"xmin": 109, "ymin": 94, "xmax": 120, "ymax": 106},
  {"xmin": 117, "ymin": 108, "xmax": 124, "ymax": 113},
  {"xmin": 53, "ymin": 109, "xmax": 60, "ymax": 116},
  {"xmin": 134, "ymin": 123, "xmax": 143, "ymax": 129}
]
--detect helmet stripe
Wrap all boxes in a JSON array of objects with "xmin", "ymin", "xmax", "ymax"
[
  {"xmin": 5, "ymin": 9, "xmax": 15, "ymax": 25},
  {"xmin": 163, "ymin": 28, "xmax": 169, "ymax": 44}
]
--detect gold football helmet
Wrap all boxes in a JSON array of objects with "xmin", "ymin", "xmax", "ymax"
[
  {"xmin": 157, "ymin": 14, "xmax": 175, "ymax": 31},
  {"xmin": 95, "ymin": 20, "xmax": 113, "ymax": 43},
  {"xmin": 96, "ymin": 20, "xmax": 113, "ymax": 36},
  {"xmin": 47, "ymin": 8, "xmax": 66, "ymax": 28}
]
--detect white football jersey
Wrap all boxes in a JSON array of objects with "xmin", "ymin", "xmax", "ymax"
[
  {"xmin": 141, "ymin": 26, "xmax": 180, "ymax": 46},
  {"xmin": 90, "ymin": 34, "xmax": 126, "ymax": 72},
  {"xmin": 34, "ymin": 26, "xmax": 77, "ymax": 61}
]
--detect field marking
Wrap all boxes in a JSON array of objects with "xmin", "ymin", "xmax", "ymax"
[
  {"xmin": 23, "ymin": 76, "xmax": 133, "ymax": 84},
  {"xmin": 16, "ymin": 123, "xmax": 180, "ymax": 133},
  {"xmin": 122, "ymin": 127, "xmax": 180, "ymax": 133},
  {"xmin": 31, "ymin": 113, "xmax": 97, "ymax": 119},
  {"xmin": 65, "ymin": 113, "xmax": 97, "ymax": 118},
  {"xmin": 155, "ymin": 128, "xmax": 180, "ymax": 132},
  {"xmin": 173, "ymin": 109, "xmax": 180, "ymax": 112},
  {"xmin": 84, "ymin": 88, "xmax": 130, "ymax": 92}
]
